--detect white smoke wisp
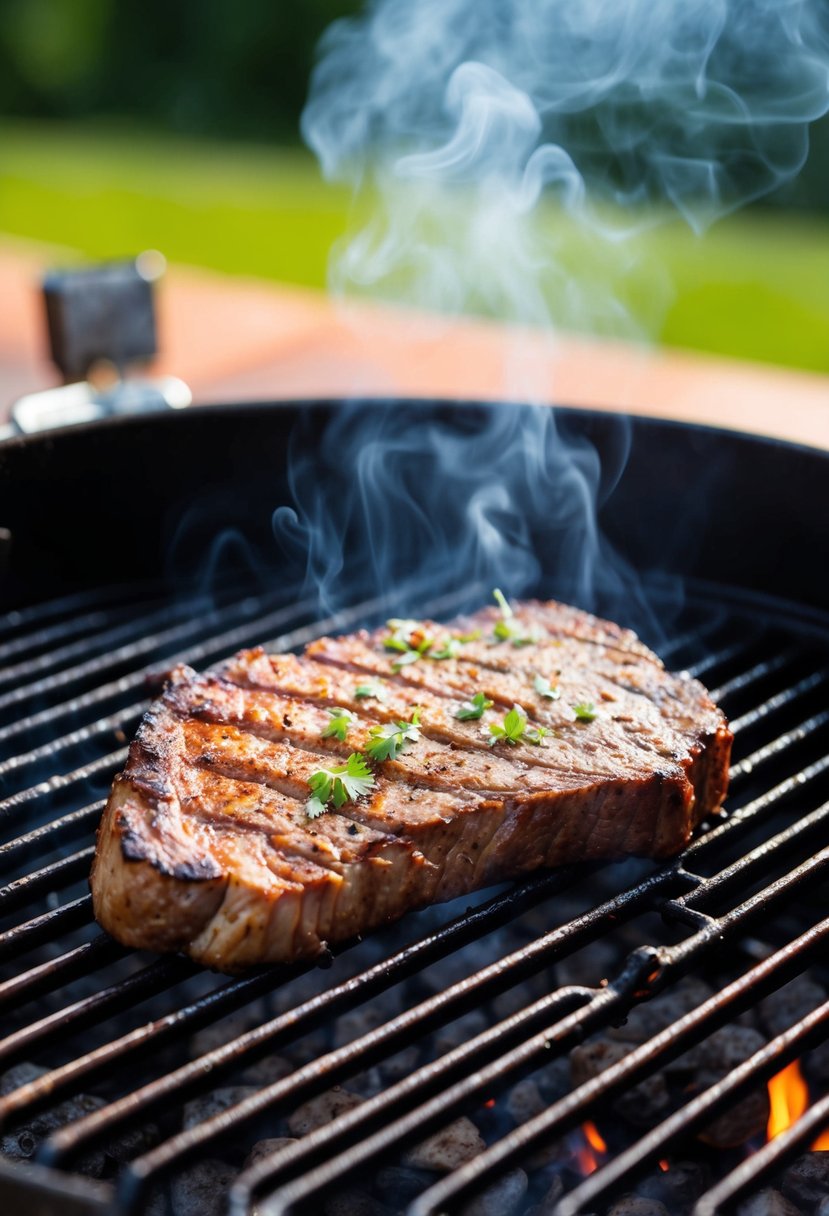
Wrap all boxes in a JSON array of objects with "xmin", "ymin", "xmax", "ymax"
[{"xmin": 303, "ymin": 0, "xmax": 829, "ymax": 340}]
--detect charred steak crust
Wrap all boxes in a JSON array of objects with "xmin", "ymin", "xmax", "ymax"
[{"xmin": 91, "ymin": 600, "xmax": 732, "ymax": 971}]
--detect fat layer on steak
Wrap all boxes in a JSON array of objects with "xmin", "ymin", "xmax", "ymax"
[{"xmin": 91, "ymin": 600, "xmax": 732, "ymax": 971}]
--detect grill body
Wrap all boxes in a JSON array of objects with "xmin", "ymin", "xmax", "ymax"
[{"xmin": 0, "ymin": 400, "xmax": 827, "ymax": 1216}]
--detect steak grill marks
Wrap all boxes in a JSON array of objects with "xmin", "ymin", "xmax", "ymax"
[{"xmin": 0, "ymin": 582, "xmax": 827, "ymax": 1215}]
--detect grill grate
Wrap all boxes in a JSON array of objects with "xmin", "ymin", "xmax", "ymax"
[{"xmin": 0, "ymin": 581, "xmax": 828, "ymax": 1215}]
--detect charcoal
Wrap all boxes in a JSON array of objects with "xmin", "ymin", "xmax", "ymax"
[
  {"xmin": 375, "ymin": 1165, "xmax": 432, "ymax": 1205},
  {"xmin": 182, "ymin": 1086, "xmax": 259, "ymax": 1131},
  {"xmin": 570, "ymin": 1039, "xmax": 670, "ymax": 1126},
  {"xmin": 607, "ymin": 1199, "xmax": 670, "ymax": 1216},
  {"xmin": 105, "ymin": 1121, "xmax": 161, "ymax": 1163},
  {"xmin": 736, "ymin": 1190, "xmax": 802, "ymax": 1216},
  {"xmin": 672, "ymin": 1025, "xmax": 766, "ymax": 1073},
  {"xmin": 334, "ymin": 1001, "xmax": 401, "ymax": 1049},
  {"xmin": 239, "ymin": 1053, "xmax": 293, "ymax": 1085},
  {"xmin": 759, "ymin": 977, "xmax": 827, "ymax": 1038},
  {"xmin": 506, "ymin": 1078, "xmax": 546, "ymax": 1125},
  {"xmin": 171, "ymin": 1159, "xmax": 236, "ymax": 1216},
  {"xmin": 378, "ymin": 1044, "xmax": 420, "ymax": 1083},
  {"xmin": 322, "ymin": 1189, "xmax": 394, "ymax": 1216},
  {"xmin": 781, "ymin": 1151, "xmax": 829, "ymax": 1206},
  {"xmin": 695, "ymin": 1070, "xmax": 770, "ymax": 1148},
  {"xmin": 433, "ymin": 1010, "xmax": 489, "ymax": 1055},
  {"xmin": 243, "ymin": 1136, "xmax": 297, "ymax": 1170},
  {"xmin": 404, "ymin": 1117, "xmax": 485, "ymax": 1172},
  {"xmin": 0, "ymin": 1062, "xmax": 47, "ymax": 1096},
  {"xmin": 0, "ymin": 1092, "xmax": 106, "ymax": 1176},
  {"xmin": 534, "ymin": 1056, "xmax": 572, "ymax": 1101},
  {"xmin": 608, "ymin": 978, "xmax": 714, "ymax": 1044},
  {"xmin": 459, "ymin": 1167, "xmax": 527, "ymax": 1216},
  {"xmin": 816, "ymin": 1198, "xmax": 829, "ymax": 1216},
  {"xmin": 530, "ymin": 1175, "xmax": 563, "ymax": 1215},
  {"xmin": 555, "ymin": 939, "xmax": 619, "ymax": 987},
  {"xmin": 188, "ymin": 1004, "xmax": 267, "ymax": 1057},
  {"xmin": 288, "ymin": 1086, "xmax": 363, "ymax": 1136},
  {"xmin": 805, "ymin": 1037, "xmax": 829, "ymax": 1082},
  {"xmin": 636, "ymin": 1159, "xmax": 712, "ymax": 1207}
]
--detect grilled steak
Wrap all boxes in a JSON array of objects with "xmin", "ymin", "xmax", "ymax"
[{"xmin": 91, "ymin": 599, "xmax": 732, "ymax": 971}]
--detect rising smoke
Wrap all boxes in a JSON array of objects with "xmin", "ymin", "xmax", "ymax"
[{"xmin": 271, "ymin": 0, "xmax": 829, "ymax": 628}]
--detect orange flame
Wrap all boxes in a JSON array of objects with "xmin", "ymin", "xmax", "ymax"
[
  {"xmin": 575, "ymin": 1121, "xmax": 608, "ymax": 1175},
  {"xmin": 767, "ymin": 1060, "xmax": 809, "ymax": 1140},
  {"xmin": 812, "ymin": 1128, "xmax": 829, "ymax": 1150}
]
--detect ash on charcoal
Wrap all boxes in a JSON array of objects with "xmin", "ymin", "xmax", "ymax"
[
  {"xmin": 781, "ymin": 1151, "xmax": 829, "ymax": 1207},
  {"xmin": 288, "ymin": 1086, "xmax": 363, "ymax": 1136},
  {"xmin": 694, "ymin": 1067, "xmax": 770, "ymax": 1148},
  {"xmin": 570, "ymin": 1038, "xmax": 670, "ymax": 1126},
  {"xmin": 171, "ymin": 1159, "xmax": 236, "ymax": 1216},
  {"xmin": 673, "ymin": 1025, "xmax": 766, "ymax": 1073},
  {"xmin": 458, "ymin": 1167, "xmax": 527, "ymax": 1216},
  {"xmin": 404, "ymin": 1116, "xmax": 485, "ymax": 1172},
  {"xmin": 105, "ymin": 1121, "xmax": 161, "ymax": 1164},
  {"xmin": 242, "ymin": 1136, "xmax": 297, "ymax": 1170},
  {"xmin": 321, "ymin": 1190, "xmax": 395, "ymax": 1216},
  {"xmin": 816, "ymin": 1198, "xmax": 829, "ymax": 1216},
  {"xmin": 506, "ymin": 1078, "xmax": 546, "ymax": 1125},
  {"xmin": 0, "ymin": 1062, "xmax": 46, "ymax": 1095},
  {"xmin": 239, "ymin": 1054, "xmax": 293, "ymax": 1086},
  {"xmin": 607, "ymin": 1199, "xmax": 671, "ymax": 1216},
  {"xmin": 736, "ymin": 1190, "xmax": 802, "ymax": 1216}
]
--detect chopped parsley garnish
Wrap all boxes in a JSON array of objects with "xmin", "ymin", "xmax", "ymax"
[
  {"xmin": 572, "ymin": 701, "xmax": 597, "ymax": 723},
  {"xmin": 365, "ymin": 709, "xmax": 422, "ymax": 762},
  {"xmin": 354, "ymin": 682, "xmax": 388, "ymax": 703},
  {"xmin": 306, "ymin": 754, "xmax": 375, "ymax": 818},
  {"xmin": 491, "ymin": 588, "xmax": 539, "ymax": 648},
  {"xmin": 430, "ymin": 637, "xmax": 462, "ymax": 661},
  {"xmin": 384, "ymin": 619, "xmax": 434, "ymax": 670},
  {"xmin": 488, "ymin": 706, "xmax": 548, "ymax": 747},
  {"xmin": 534, "ymin": 674, "xmax": 560, "ymax": 701},
  {"xmin": 455, "ymin": 692, "xmax": 494, "ymax": 721},
  {"xmin": 322, "ymin": 707, "xmax": 356, "ymax": 742}
]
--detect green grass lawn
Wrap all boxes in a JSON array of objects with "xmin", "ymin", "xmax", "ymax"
[{"xmin": 2, "ymin": 119, "xmax": 828, "ymax": 373}]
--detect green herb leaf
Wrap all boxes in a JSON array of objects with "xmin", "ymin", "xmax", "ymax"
[
  {"xmin": 384, "ymin": 619, "xmax": 433, "ymax": 670},
  {"xmin": 534, "ymin": 674, "xmax": 560, "ymax": 701},
  {"xmin": 365, "ymin": 711, "xmax": 422, "ymax": 762},
  {"xmin": 305, "ymin": 753, "xmax": 375, "ymax": 818},
  {"xmin": 430, "ymin": 637, "xmax": 462, "ymax": 661},
  {"xmin": 391, "ymin": 649, "xmax": 423, "ymax": 672},
  {"xmin": 322, "ymin": 707, "xmax": 355, "ymax": 741},
  {"xmin": 489, "ymin": 705, "xmax": 528, "ymax": 746},
  {"xmin": 354, "ymin": 682, "xmax": 387, "ymax": 703},
  {"xmin": 572, "ymin": 701, "xmax": 597, "ymax": 723},
  {"xmin": 488, "ymin": 705, "xmax": 548, "ymax": 747},
  {"xmin": 455, "ymin": 692, "xmax": 494, "ymax": 721},
  {"xmin": 491, "ymin": 588, "xmax": 539, "ymax": 648}
]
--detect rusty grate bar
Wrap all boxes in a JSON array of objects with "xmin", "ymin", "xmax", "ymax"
[
  {"xmin": 243, "ymin": 854, "xmax": 829, "ymax": 1216},
  {"xmin": 560, "ymin": 974, "xmax": 829, "ymax": 1213}
]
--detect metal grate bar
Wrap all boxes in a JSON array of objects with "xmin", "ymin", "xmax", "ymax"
[
  {"xmin": 561, "ymin": 981, "xmax": 829, "ymax": 1213},
  {"xmin": 0, "ymin": 599, "xmax": 163, "ymax": 670},
  {"xmin": 0, "ymin": 957, "xmax": 199, "ymax": 1074},
  {"xmin": 729, "ymin": 669, "xmax": 829, "ymax": 736},
  {"xmin": 708, "ymin": 648, "xmax": 800, "ymax": 703},
  {"xmin": 0, "ymin": 846, "xmax": 94, "ymax": 915},
  {"xmin": 405, "ymin": 912, "xmax": 829, "ymax": 1216},
  {"xmin": 0, "ymin": 933, "xmax": 126, "ymax": 1014},
  {"xmin": 114, "ymin": 872, "xmax": 691, "ymax": 1208},
  {"xmin": 0, "ymin": 968, "xmax": 283, "ymax": 1131},
  {"xmin": 0, "ymin": 802, "xmax": 105, "ymax": 872},
  {"xmin": 730, "ymin": 708, "xmax": 829, "ymax": 781},
  {"xmin": 38, "ymin": 870, "xmax": 585, "ymax": 1171},
  {"xmin": 0, "ymin": 896, "xmax": 93, "ymax": 964},
  {"xmin": 232, "ymin": 835, "xmax": 829, "ymax": 1214},
  {"xmin": 695, "ymin": 1093, "xmax": 829, "ymax": 1215},
  {"xmin": 0, "ymin": 751, "xmax": 125, "ymax": 826},
  {"xmin": 684, "ymin": 637, "xmax": 764, "ymax": 681}
]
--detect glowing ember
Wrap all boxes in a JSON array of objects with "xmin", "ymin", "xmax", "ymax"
[
  {"xmin": 767, "ymin": 1060, "xmax": 809, "ymax": 1140},
  {"xmin": 658, "ymin": 1159, "xmax": 670, "ymax": 1172},
  {"xmin": 574, "ymin": 1120, "xmax": 608, "ymax": 1175},
  {"xmin": 812, "ymin": 1128, "xmax": 829, "ymax": 1150},
  {"xmin": 483, "ymin": 1098, "xmax": 496, "ymax": 1109}
]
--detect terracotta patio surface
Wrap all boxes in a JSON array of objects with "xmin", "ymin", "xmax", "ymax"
[{"xmin": 1, "ymin": 240, "xmax": 827, "ymax": 449}]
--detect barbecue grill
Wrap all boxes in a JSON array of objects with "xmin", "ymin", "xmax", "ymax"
[{"xmin": 0, "ymin": 399, "xmax": 827, "ymax": 1215}]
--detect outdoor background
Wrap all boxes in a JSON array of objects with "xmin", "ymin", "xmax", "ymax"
[{"xmin": 1, "ymin": 0, "xmax": 828, "ymax": 373}]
